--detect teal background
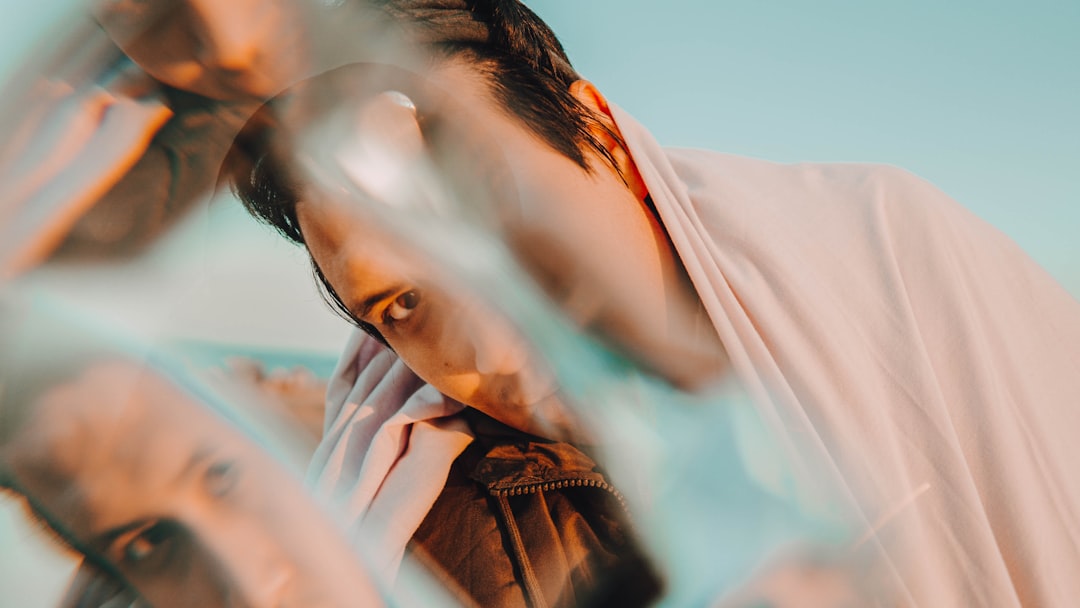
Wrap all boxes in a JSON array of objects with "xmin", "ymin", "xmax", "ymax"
[
  {"xmin": 1, "ymin": 0, "xmax": 1076, "ymax": 301},
  {"xmin": 528, "ymin": 0, "xmax": 1080, "ymax": 294}
]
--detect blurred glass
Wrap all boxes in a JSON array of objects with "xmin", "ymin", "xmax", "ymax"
[{"xmin": 0, "ymin": 2, "xmax": 875, "ymax": 607}]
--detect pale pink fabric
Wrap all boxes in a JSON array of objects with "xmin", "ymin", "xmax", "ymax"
[
  {"xmin": 310, "ymin": 107, "xmax": 1080, "ymax": 604},
  {"xmin": 306, "ymin": 330, "xmax": 471, "ymax": 583},
  {"xmin": 614, "ymin": 106, "xmax": 1080, "ymax": 605}
]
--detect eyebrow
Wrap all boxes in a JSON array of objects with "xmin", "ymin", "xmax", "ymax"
[
  {"xmin": 88, "ymin": 518, "xmax": 155, "ymax": 554},
  {"xmin": 173, "ymin": 445, "xmax": 216, "ymax": 487},
  {"xmin": 85, "ymin": 446, "xmax": 214, "ymax": 549}
]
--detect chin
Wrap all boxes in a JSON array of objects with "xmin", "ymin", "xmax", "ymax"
[
  {"xmin": 528, "ymin": 392, "xmax": 589, "ymax": 443},
  {"xmin": 483, "ymin": 392, "xmax": 581, "ymax": 442}
]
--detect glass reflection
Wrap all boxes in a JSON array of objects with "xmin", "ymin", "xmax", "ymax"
[
  {"xmin": 0, "ymin": 299, "xmax": 388, "ymax": 607},
  {"xmin": 5, "ymin": 1, "xmax": 1075, "ymax": 607}
]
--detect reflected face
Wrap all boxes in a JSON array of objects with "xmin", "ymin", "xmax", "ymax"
[
  {"xmin": 93, "ymin": 0, "xmax": 309, "ymax": 100},
  {"xmin": 3, "ymin": 360, "xmax": 377, "ymax": 607}
]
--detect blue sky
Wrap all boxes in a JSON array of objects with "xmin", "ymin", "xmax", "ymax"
[
  {"xmin": 0, "ymin": 0, "xmax": 1076, "ymax": 340},
  {"xmin": 530, "ymin": 0, "xmax": 1079, "ymax": 293}
]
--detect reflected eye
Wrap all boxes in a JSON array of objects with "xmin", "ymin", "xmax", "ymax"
[
  {"xmin": 118, "ymin": 520, "xmax": 181, "ymax": 572},
  {"xmin": 204, "ymin": 460, "xmax": 238, "ymax": 498},
  {"xmin": 384, "ymin": 290, "xmax": 420, "ymax": 324}
]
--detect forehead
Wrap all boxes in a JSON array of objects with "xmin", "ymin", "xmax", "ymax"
[
  {"xmin": 281, "ymin": 61, "xmax": 523, "ymax": 228},
  {"xmin": 271, "ymin": 59, "xmax": 562, "ymax": 291},
  {"xmin": 280, "ymin": 58, "xmax": 513, "ymax": 168},
  {"xmin": 295, "ymin": 198, "xmax": 431, "ymax": 286}
]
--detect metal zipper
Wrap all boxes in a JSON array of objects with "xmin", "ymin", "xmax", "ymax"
[{"xmin": 489, "ymin": 477, "xmax": 632, "ymax": 519}]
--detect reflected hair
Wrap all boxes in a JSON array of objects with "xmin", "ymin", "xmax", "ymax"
[
  {"xmin": 229, "ymin": 0, "xmax": 623, "ymax": 341},
  {"xmin": 375, "ymin": 0, "xmax": 621, "ymax": 172},
  {"xmin": 239, "ymin": 149, "xmax": 385, "ymax": 344},
  {"xmin": 223, "ymin": 64, "xmax": 428, "ymax": 346}
]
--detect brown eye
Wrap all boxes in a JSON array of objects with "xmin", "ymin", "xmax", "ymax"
[
  {"xmin": 120, "ymin": 521, "xmax": 180, "ymax": 572},
  {"xmin": 125, "ymin": 536, "xmax": 154, "ymax": 563},
  {"xmin": 385, "ymin": 290, "xmax": 420, "ymax": 323}
]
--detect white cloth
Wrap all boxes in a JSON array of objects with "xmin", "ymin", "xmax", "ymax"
[
  {"xmin": 310, "ymin": 106, "xmax": 1080, "ymax": 604},
  {"xmin": 614, "ymin": 105, "xmax": 1080, "ymax": 605},
  {"xmin": 306, "ymin": 330, "xmax": 471, "ymax": 583}
]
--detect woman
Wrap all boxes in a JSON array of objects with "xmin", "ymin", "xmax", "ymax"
[{"xmin": 0, "ymin": 301, "xmax": 386, "ymax": 607}]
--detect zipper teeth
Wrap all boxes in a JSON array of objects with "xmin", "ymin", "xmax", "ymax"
[{"xmin": 492, "ymin": 477, "xmax": 631, "ymax": 517}]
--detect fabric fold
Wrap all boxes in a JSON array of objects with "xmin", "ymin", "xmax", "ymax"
[
  {"xmin": 309, "ymin": 106, "xmax": 1080, "ymax": 604},
  {"xmin": 614, "ymin": 103, "xmax": 1080, "ymax": 605}
]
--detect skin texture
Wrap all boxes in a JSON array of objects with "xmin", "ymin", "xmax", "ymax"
[
  {"xmin": 92, "ymin": 0, "xmax": 310, "ymax": 101},
  {"xmin": 2, "ymin": 359, "xmax": 379, "ymax": 607},
  {"xmin": 295, "ymin": 59, "xmax": 729, "ymax": 435},
  {"xmin": 297, "ymin": 190, "xmax": 572, "ymax": 438},
  {"xmin": 487, "ymin": 75, "xmax": 730, "ymax": 391}
]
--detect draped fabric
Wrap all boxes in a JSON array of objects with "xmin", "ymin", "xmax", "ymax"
[
  {"xmin": 309, "ymin": 106, "xmax": 1080, "ymax": 604},
  {"xmin": 306, "ymin": 330, "xmax": 472, "ymax": 583},
  {"xmin": 614, "ymin": 105, "xmax": 1080, "ymax": 605}
]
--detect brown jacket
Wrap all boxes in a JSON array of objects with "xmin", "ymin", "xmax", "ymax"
[{"xmin": 408, "ymin": 410, "xmax": 662, "ymax": 608}]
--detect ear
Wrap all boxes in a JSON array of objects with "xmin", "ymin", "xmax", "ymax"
[{"xmin": 568, "ymin": 80, "xmax": 649, "ymax": 202}]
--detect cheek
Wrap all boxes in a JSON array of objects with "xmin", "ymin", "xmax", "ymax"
[
  {"xmin": 141, "ymin": 578, "xmax": 204, "ymax": 608},
  {"xmin": 388, "ymin": 308, "xmax": 487, "ymax": 406},
  {"xmin": 137, "ymin": 553, "xmax": 225, "ymax": 608},
  {"xmin": 392, "ymin": 337, "xmax": 483, "ymax": 406}
]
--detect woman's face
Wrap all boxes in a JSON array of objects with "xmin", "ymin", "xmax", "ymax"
[
  {"xmin": 92, "ymin": 0, "xmax": 309, "ymax": 100},
  {"xmin": 3, "ymin": 360, "xmax": 380, "ymax": 607}
]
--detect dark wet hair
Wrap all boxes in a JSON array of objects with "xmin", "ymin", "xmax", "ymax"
[
  {"xmin": 228, "ymin": 1, "xmax": 624, "ymax": 342},
  {"xmin": 374, "ymin": 0, "xmax": 620, "ymax": 171},
  {"xmin": 225, "ymin": 63, "xmax": 439, "ymax": 345}
]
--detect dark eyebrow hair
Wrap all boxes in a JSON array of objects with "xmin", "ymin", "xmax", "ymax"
[
  {"xmin": 5, "ymin": 481, "xmax": 129, "ymax": 583},
  {"xmin": 310, "ymin": 258, "xmax": 388, "ymax": 347}
]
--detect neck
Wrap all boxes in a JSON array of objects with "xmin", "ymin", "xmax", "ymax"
[{"xmin": 638, "ymin": 195, "xmax": 730, "ymax": 390}]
